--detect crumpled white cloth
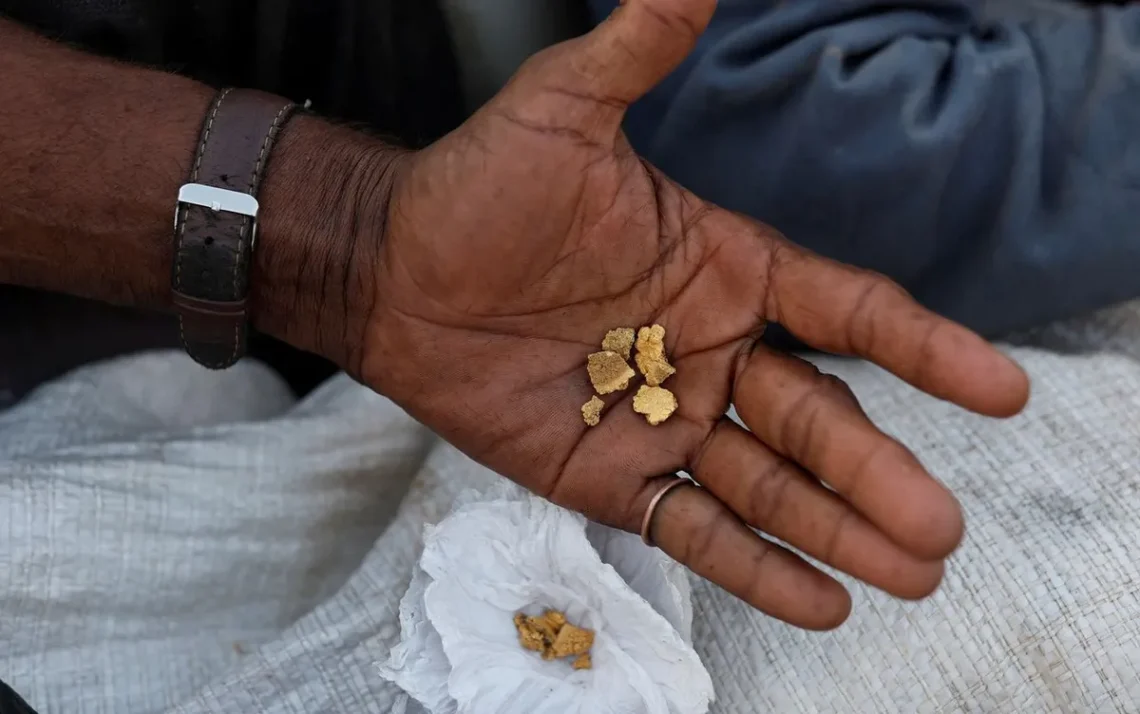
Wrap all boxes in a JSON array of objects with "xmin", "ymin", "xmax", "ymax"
[
  {"xmin": 2, "ymin": 302, "xmax": 1140, "ymax": 713},
  {"xmin": 377, "ymin": 484, "xmax": 712, "ymax": 714}
]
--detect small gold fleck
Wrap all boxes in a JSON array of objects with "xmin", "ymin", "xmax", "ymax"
[
  {"xmin": 633, "ymin": 385, "xmax": 678, "ymax": 426},
  {"xmin": 635, "ymin": 325, "xmax": 676, "ymax": 387},
  {"xmin": 601, "ymin": 328, "xmax": 636, "ymax": 360},
  {"xmin": 572, "ymin": 653, "xmax": 592, "ymax": 670},
  {"xmin": 587, "ymin": 351, "xmax": 636, "ymax": 395},
  {"xmin": 581, "ymin": 396, "xmax": 604, "ymax": 427}
]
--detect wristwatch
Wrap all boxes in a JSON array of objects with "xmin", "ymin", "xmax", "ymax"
[{"xmin": 171, "ymin": 88, "xmax": 297, "ymax": 369}]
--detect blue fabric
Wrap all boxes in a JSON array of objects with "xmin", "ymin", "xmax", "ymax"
[{"xmin": 588, "ymin": 0, "xmax": 1140, "ymax": 336}]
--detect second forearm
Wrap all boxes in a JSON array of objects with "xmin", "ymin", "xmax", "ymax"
[
  {"xmin": 0, "ymin": 19, "xmax": 211, "ymax": 307},
  {"xmin": 0, "ymin": 18, "xmax": 401, "ymax": 370}
]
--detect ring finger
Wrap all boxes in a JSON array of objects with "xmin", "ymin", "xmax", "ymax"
[{"xmin": 639, "ymin": 477, "xmax": 853, "ymax": 630}]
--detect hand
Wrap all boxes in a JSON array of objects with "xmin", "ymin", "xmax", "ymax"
[{"xmin": 352, "ymin": 0, "xmax": 1030, "ymax": 629}]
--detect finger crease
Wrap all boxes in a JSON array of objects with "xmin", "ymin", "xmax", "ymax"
[
  {"xmin": 823, "ymin": 509, "xmax": 854, "ymax": 565},
  {"xmin": 688, "ymin": 514, "xmax": 725, "ymax": 571},
  {"xmin": 842, "ymin": 439, "xmax": 892, "ymax": 503},
  {"xmin": 743, "ymin": 542, "xmax": 777, "ymax": 604},
  {"xmin": 750, "ymin": 460, "xmax": 796, "ymax": 526},
  {"xmin": 846, "ymin": 278, "xmax": 882, "ymax": 356}
]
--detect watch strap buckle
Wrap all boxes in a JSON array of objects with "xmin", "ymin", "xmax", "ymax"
[{"xmin": 170, "ymin": 89, "xmax": 296, "ymax": 370}]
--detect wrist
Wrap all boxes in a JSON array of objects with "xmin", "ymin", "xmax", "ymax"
[{"xmin": 252, "ymin": 114, "xmax": 408, "ymax": 373}]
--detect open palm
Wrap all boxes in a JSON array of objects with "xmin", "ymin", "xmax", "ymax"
[{"xmin": 357, "ymin": 0, "xmax": 1029, "ymax": 629}]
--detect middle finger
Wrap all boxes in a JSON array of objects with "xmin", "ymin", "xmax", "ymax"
[
  {"xmin": 733, "ymin": 345, "xmax": 964, "ymax": 560},
  {"xmin": 692, "ymin": 418, "xmax": 944, "ymax": 599}
]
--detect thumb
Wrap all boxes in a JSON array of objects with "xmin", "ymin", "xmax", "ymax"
[
  {"xmin": 503, "ymin": 0, "xmax": 716, "ymax": 139},
  {"xmin": 576, "ymin": 0, "xmax": 717, "ymax": 105}
]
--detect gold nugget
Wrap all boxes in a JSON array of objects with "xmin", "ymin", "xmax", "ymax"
[
  {"xmin": 514, "ymin": 611, "xmax": 560, "ymax": 658},
  {"xmin": 543, "ymin": 610, "xmax": 567, "ymax": 631},
  {"xmin": 582, "ymin": 396, "xmax": 604, "ymax": 427},
  {"xmin": 551, "ymin": 623, "xmax": 595, "ymax": 659},
  {"xmin": 601, "ymin": 327, "xmax": 635, "ymax": 360},
  {"xmin": 635, "ymin": 325, "xmax": 676, "ymax": 387},
  {"xmin": 633, "ymin": 385, "xmax": 678, "ymax": 426},
  {"xmin": 587, "ymin": 351, "xmax": 636, "ymax": 395},
  {"xmin": 513, "ymin": 609, "xmax": 594, "ymax": 670},
  {"xmin": 514, "ymin": 613, "xmax": 548, "ymax": 653}
]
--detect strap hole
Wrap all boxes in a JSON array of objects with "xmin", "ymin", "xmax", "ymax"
[{"xmin": 204, "ymin": 236, "xmax": 214, "ymax": 246}]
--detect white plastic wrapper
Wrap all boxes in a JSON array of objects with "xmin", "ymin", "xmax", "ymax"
[{"xmin": 377, "ymin": 488, "xmax": 713, "ymax": 714}]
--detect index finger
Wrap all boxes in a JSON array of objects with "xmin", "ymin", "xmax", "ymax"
[{"xmin": 762, "ymin": 241, "xmax": 1030, "ymax": 418}]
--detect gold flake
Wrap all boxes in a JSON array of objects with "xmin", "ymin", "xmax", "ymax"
[
  {"xmin": 634, "ymin": 324, "xmax": 676, "ymax": 386},
  {"xmin": 601, "ymin": 328, "xmax": 635, "ymax": 360},
  {"xmin": 587, "ymin": 351, "xmax": 636, "ymax": 395},
  {"xmin": 582, "ymin": 396, "xmax": 604, "ymax": 427},
  {"xmin": 633, "ymin": 385, "xmax": 678, "ymax": 426}
]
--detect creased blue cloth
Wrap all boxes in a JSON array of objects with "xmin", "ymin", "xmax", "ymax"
[{"xmin": 589, "ymin": 0, "xmax": 1140, "ymax": 336}]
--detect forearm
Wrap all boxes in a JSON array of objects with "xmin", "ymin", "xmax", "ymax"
[
  {"xmin": 0, "ymin": 18, "xmax": 395, "ymax": 368},
  {"xmin": 594, "ymin": 0, "xmax": 1140, "ymax": 336}
]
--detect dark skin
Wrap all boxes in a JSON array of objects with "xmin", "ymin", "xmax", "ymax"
[{"xmin": 0, "ymin": 0, "xmax": 1030, "ymax": 630}]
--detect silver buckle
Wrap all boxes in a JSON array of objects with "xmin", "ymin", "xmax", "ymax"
[{"xmin": 175, "ymin": 183, "xmax": 260, "ymax": 246}]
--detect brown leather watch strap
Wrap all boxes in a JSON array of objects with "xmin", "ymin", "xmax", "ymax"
[{"xmin": 172, "ymin": 88, "xmax": 297, "ymax": 369}]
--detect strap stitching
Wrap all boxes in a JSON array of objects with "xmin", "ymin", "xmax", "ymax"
[{"xmin": 223, "ymin": 101, "xmax": 295, "ymax": 366}]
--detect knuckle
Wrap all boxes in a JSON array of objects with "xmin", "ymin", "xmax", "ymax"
[
  {"xmin": 730, "ymin": 343, "xmax": 764, "ymax": 405},
  {"xmin": 778, "ymin": 371, "xmax": 831, "ymax": 460},
  {"xmin": 511, "ymin": 44, "xmax": 567, "ymax": 87},
  {"xmin": 754, "ymin": 221, "xmax": 790, "ymax": 246},
  {"xmin": 747, "ymin": 459, "xmax": 797, "ymax": 527},
  {"xmin": 639, "ymin": 2, "xmax": 702, "ymax": 42},
  {"xmin": 822, "ymin": 373, "xmax": 861, "ymax": 410},
  {"xmin": 683, "ymin": 509, "xmax": 723, "ymax": 569},
  {"xmin": 822, "ymin": 510, "xmax": 854, "ymax": 565},
  {"xmin": 845, "ymin": 278, "xmax": 885, "ymax": 355},
  {"xmin": 844, "ymin": 271, "xmax": 911, "ymax": 353},
  {"xmin": 741, "ymin": 542, "xmax": 777, "ymax": 604},
  {"xmin": 792, "ymin": 400, "xmax": 827, "ymax": 470},
  {"xmin": 689, "ymin": 422, "xmax": 723, "ymax": 479},
  {"xmin": 842, "ymin": 438, "xmax": 898, "ymax": 499},
  {"xmin": 760, "ymin": 240, "xmax": 791, "ymax": 319},
  {"xmin": 909, "ymin": 319, "xmax": 943, "ymax": 387},
  {"xmin": 821, "ymin": 373, "xmax": 848, "ymax": 391}
]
